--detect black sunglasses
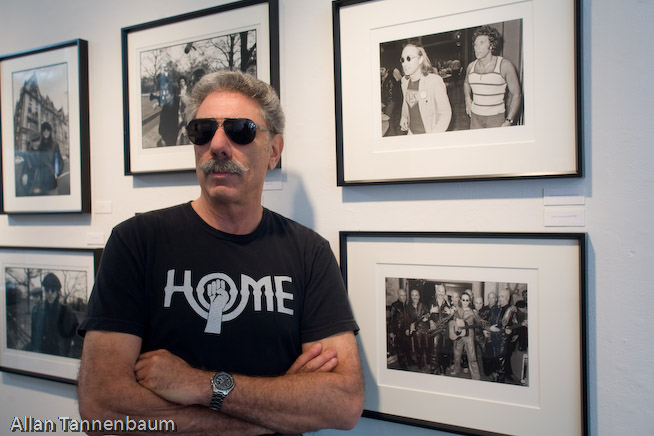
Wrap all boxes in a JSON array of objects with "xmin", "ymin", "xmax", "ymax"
[
  {"xmin": 400, "ymin": 53, "xmax": 421, "ymax": 63},
  {"xmin": 187, "ymin": 118, "xmax": 270, "ymax": 146}
]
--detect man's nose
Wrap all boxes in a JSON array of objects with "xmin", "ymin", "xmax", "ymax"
[{"xmin": 209, "ymin": 127, "xmax": 233, "ymax": 158}]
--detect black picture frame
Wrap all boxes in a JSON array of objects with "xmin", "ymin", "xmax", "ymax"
[
  {"xmin": 0, "ymin": 39, "xmax": 91, "ymax": 214},
  {"xmin": 122, "ymin": 0, "xmax": 280, "ymax": 175},
  {"xmin": 340, "ymin": 231, "xmax": 587, "ymax": 436},
  {"xmin": 333, "ymin": 0, "xmax": 582, "ymax": 185},
  {"xmin": 0, "ymin": 246, "xmax": 102, "ymax": 384}
]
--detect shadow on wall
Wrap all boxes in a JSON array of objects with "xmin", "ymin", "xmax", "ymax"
[{"xmin": 265, "ymin": 168, "xmax": 315, "ymax": 231}]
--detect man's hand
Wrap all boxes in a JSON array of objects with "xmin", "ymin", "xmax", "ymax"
[
  {"xmin": 134, "ymin": 349, "xmax": 210, "ymax": 407},
  {"xmin": 131, "ymin": 333, "xmax": 363, "ymax": 433},
  {"xmin": 286, "ymin": 342, "xmax": 338, "ymax": 375},
  {"xmin": 134, "ymin": 342, "xmax": 339, "ymax": 406}
]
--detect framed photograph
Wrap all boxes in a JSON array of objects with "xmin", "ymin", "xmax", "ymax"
[
  {"xmin": 0, "ymin": 246, "xmax": 102, "ymax": 384},
  {"xmin": 0, "ymin": 39, "xmax": 91, "ymax": 213},
  {"xmin": 122, "ymin": 0, "xmax": 280, "ymax": 175},
  {"xmin": 340, "ymin": 231, "xmax": 587, "ymax": 436},
  {"xmin": 333, "ymin": 0, "xmax": 581, "ymax": 185}
]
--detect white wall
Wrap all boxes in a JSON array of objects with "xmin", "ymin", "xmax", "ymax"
[{"xmin": 1, "ymin": 0, "xmax": 653, "ymax": 435}]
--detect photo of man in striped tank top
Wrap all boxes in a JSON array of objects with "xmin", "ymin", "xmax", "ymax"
[{"xmin": 463, "ymin": 25, "xmax": 522, "ymax": 129}]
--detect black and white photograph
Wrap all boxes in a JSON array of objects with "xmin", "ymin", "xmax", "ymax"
[
  {"xmin": 334, "ymin": 0, "xmax": 580, "ymax": 185},
  {"xmin": 4, "ymin": 267, "xmax": 87, "ymax": 359},
  {"xmin": 123, "ymin": 0, "xmax": 278, "ymax": 174},
  {"xmin": 11, "ymin": 63, "xmax": 71, "ymax": 197},
  {"xmin": 340, "ymin": 231, "xmax": 585, "ymax": 435},
  {"xmin": 379, "ymin": 20, "xmax": 523, "ymax": 137},
  {"xmin": 139, "ymin": 28, "xmax": 258, "ymax": 149},
  {"xmin": 1, "ymin": 39, "xmax": 90, "ymax": 214},
  {"xmin": 385, "ymin": 277, "xmax": 528, "ymax": 386},
  {"xmin": 0, "ymin": 247, "xmax": 101, "ymax": 383}
]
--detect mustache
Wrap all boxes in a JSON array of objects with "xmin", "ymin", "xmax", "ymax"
[{"xmin": 198, "ymin": 158, "xmax": 249, "ymax": 175}]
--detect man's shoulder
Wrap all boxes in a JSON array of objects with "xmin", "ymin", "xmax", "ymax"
[
  {"xmin": 499, "ymin": 57, "xmax": 518, "ymax": 74},
  {"xmin": 113, "ymin": 202, "xmax": 191, "ymax": 234},
  {"xmin": 263, "ymin": 208, "xmax": 329, "ymax": 248},
  {"xmin": 423, "ymin": 72, "xmax": 445, "ymax": 87},
  {"xmin": 264, "ymin": 208, "xmax": 324, "ymax": 234}
]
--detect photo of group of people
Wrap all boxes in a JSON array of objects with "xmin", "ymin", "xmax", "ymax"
[
  {"xmin": 379, "ymin": 19, "xmax": 523, "ymax": 136},
  {"xmin": 4, "ymin": 267, "xmax": 89, "ymax": 359},
  {"xmin": 138, "ymin": 28, "xmax": 258, "ymax": 149},
  {"xmin": 386, "ymin": 277, "xmax": 528, "ymax": 386}
]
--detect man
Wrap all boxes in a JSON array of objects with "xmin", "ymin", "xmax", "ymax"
[
  {"xmin": 473, "ymin": 295, "xmax": 489, "ymax": 379},
  {"xmin": 450, "ymin": 292, "xmax": 481, "ymax": 380},
  {"xmin": 399, "ymin": 43, "xmax": 452, "ymax": 134},
  {"xmin": 484, "ymin": 291, "xmax": 502, "ymax": 381},
  {"xmin": 494, "ymin": 288, "xmax": 520, "ymax": 383},
  {"xmin": 464, "ymin": 26, "xmax": 522, "ymax": 129},
  {"xmin": 428, "ymin": 284, "xmax": 453, "ymax": 375},
  {"xmin": 19, "ymin": 121, "xmax": 64, "ymax": 196},
  {"xmin": 388, "ymin": 287, "xmax": 410, "ymax": 369},
  {"xmin": 152, "ymin": 62, "xmax": 181, "ymax": 146},
  {"xmin": 406, "ymin": 289, "xmax": 430, "ymax": 371},
  {"xmin": 77, "ymin": 70, "xmax": 364, "ymax": 435},
  {"xmin": 380, "ymin": 66, "xmax": 402, "ymax": 136},
  {"xmin": 30, "ymin": 273, "xmax": 79, "ymax": 358}
]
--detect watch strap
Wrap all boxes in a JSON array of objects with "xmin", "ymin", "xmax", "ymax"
[
  {"xmin": 210, "ymin": 391, "xmax": 225, "ymax": 411},
  {"xmin": 210, "ymin": 372, "xmax": 234, "ymax": 411}
]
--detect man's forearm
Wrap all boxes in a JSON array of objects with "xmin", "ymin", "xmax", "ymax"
[
  {"xmin": 506, "ymin": 93, "xmax": 522, "ymax": 122},
  {"xmin": 135, "ymin": 333, "xmax": 364, "ymax": 434},
  {"xmin": 224, "ymin": 367, "xmax": 363, "ymax": 434},
  {"xmin": 78, "ymin": 376, "xmax": 269, "ymax": 436},
  {"xmin": 220, "ymin": 333, "xmax": 364, "ymax": 434},
  {"xmin": 77, "ymin": 331, "xmax": 271, "ymax": 436}
]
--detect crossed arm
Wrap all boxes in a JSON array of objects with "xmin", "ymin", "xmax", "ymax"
[{"xmin": 77, "ymin": 330, "xmax": 364, "ymax": 435}]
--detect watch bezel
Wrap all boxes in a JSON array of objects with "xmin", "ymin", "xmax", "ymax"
[{"xmin": 212, "ymin": 372, "xmax": 234, "ymax": 393}]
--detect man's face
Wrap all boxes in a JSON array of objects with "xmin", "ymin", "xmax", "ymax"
[
  {"xmin": 193, "ymin": 91, "xmax": 282, "ymax": 207},
  {"xmin": 474, "ymin": 35, "xmax": 492, "ymax": 59},
  {"xmin": 398, "ymin": 289, "xmax": 407, "ymax": 303},
  {"xmin": 461, "ymin": 294, "xmax": 471, "ymax": 308},
  {"xmin": 401, "ymin": 46, "xmax": 422, "ymax": 77},
  {"xmin": 488, "ymin": 292, "xmax": 497, "ymax": 307},
  {"xmin": 45, "ymin": 287, "xmax": 58, "ymax": 304},
  {"xmin": 474, "ymin": 297, "xmax": 484, "ymax": 311},
  {"xmin": 380, "ymin": 67, "xmax": 388, "ymax": 80},
  {"xmin": 451, "ymin": 292, "xmax": 460, "ymax": 307},
  {"xmin": 499, "ymin": 290, "xmax": 511, "ymax": 307},
  {"xmin": 436, "ymin": 286, "xmax": 446, "ymax": 299},
  {"xmin": 410, "ymin": 290, "xmax": 420, "ymax": 305}
]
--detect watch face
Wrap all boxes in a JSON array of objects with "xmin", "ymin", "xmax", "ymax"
[{"xmin": 213, "ymin": 372, "xmax": 234, "ymax": 391}]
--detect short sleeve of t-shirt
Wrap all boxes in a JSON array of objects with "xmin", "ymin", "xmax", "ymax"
[{"xmin": 299, "ymin": 238, "xmax": 358, "ymax": 342}]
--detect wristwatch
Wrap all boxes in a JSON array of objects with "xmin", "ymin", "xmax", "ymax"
[{"xmin": 210, "ymin": 372, "xmax": 235, "ymax": 411}]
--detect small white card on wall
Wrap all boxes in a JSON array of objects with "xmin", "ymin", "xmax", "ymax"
[
  {"xmin": 543, "ymin": 188, "xmax": 585, "ymax": 205},
  {"xmin": 544, "ymin": 207, "xmax": 585, "ymax": 227}
]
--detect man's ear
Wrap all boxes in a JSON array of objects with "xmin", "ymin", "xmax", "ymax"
[{"xmin": 267, "ymin": 134, "xmax": 284, "ymax": 170}]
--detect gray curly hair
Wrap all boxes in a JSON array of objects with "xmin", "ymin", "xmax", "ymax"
[{"xmin": 186, "ymin": 70, "xmax": 284, "ymax": 135}]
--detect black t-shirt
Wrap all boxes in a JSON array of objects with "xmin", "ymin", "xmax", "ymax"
[{"xmin": 79, "ymin": 203, "xmax": 358, "ymax": 376}]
